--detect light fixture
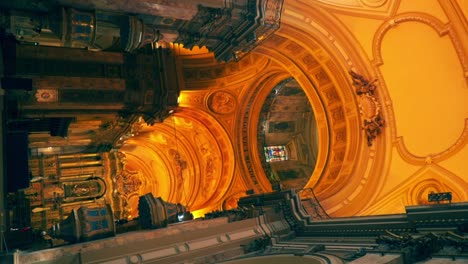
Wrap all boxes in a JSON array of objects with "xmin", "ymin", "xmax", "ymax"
[{"xmin": 177, "ymin": 213, "xmax": 184, "ymax": 222}]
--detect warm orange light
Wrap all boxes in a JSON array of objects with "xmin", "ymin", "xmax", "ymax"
[
  {"xmin": 177, "ymin": 92, "xmax": 189, "ymax": 106},
  {"xmin": 191, "ymin": 210, "xmax": 206, "ymax": 219}
]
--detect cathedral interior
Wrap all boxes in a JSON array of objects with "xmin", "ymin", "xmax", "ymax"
[{"xmin": 0, "ymin": 0, "xmax": 467, "ymax": 263}]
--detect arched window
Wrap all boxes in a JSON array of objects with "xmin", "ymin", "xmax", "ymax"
[{"xmin": 263, "ymin": 145, "xmax": 288, "ymax": 162}]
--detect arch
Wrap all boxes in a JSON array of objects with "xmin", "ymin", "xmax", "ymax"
[
  {"xmin": 252, "ymin": 30, "xmax": 370, "ymax": 214},
  {"xmin": 120, "ymin": 107, "xmax": 235, "ymax": 213}
]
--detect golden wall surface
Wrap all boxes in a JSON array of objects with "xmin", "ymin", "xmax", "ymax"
[{"xmin": 111, "ymin": 0, "xmax": 467, "ymax": 217}]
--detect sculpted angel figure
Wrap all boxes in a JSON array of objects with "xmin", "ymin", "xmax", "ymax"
[{"xmin": 349, "ymin": 71, "xmax": 377, "ymax": 95}]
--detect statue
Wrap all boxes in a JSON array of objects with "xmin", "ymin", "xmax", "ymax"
[{"xmin": 349, "ymin": 71, "xmax": 385, "ymax": 146}]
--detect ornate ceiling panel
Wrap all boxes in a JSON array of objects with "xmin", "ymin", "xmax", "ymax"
[
  {"xmin": 309, "ymin": 0, "xmax": 400, "ymax": 18},
  {"xmin": 119, "ymin": 108, "xmax": 235, "ymax": 216}
]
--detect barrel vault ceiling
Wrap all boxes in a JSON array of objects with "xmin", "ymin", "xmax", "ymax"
[{"xmin": 50, "ymin": 0, "xmax": 467, "ymax": 217}]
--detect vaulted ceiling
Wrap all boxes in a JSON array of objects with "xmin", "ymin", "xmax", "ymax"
[
  {"xmin": 115, "ymin": 0, "xmax": 467, "ymax": 217},
  {"xmin": 13, "ymin": 0, "xmax": 467, "ymax": 218}
]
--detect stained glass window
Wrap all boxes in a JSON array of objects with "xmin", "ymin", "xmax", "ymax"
[{"xmin": 264, "ymin": 146, "xmax": 288, "ymax": 162}]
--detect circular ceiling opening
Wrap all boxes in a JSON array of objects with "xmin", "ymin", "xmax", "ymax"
[{"xmin": 258, "ymin": 78, "xmax": 319, "ymax": 191}]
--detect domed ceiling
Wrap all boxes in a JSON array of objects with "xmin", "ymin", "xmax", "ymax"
[
  {"xmin": 257, "ymin": 78, "xmax": 319, "ymax": 192},
  {"xmin": 54, "ymin": 0, "xmax": 466, "ymax": 218}
]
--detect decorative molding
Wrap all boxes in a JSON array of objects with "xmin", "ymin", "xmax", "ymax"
[
  {"xmin": 309, "ymin": 0, "xmax": 400, "ymax": 19},
  {"xmin": 372, "ymin": 12, "xmax": 466, "ymax": 70},
  {"xmin": 35, "ymin": 89, "xmax": 58, "ymax": 102},
  {"xmin": 358, "ymin": 164, "xmax": 468, "ymax": 215},
  {"xmin": 394, "ymin": 119, "xmax": 468, "ymax": 165},
  {"xmin": 360, "ymin": 0, "xmax": 388, "ymax": 8},
  {"xmin": 254, "ymin": 35, "xmax": 364, "ymax": 202},
  {"xmin": 180, "ymin": 93, "xmax": 204, "ymax": 105},
  {"xmin": 406, "ymin": 178, "xmax": 445, "ymax": 206},
  {"xmin": 207, "ymin": 90, "xmax": 237, "ymax": 115},
  {"xmin": 349, "ymin": 71, "xmax": 384, "ymax": 146},
  {"xmin": 113, "ymin": 167, "xmax": 143, "ymax": 220},
  {"xmin": 166, "ymin": 109, "xmax": 235, "ymax": 210},
  {"xmin": 181, "ymin": 54, "xmax": 270, "ymax": 90},
  {"xmin": 438, "ymin": 0, "xmax": 468, "ymax": 74},
  {"xmin": 238, "ymin": 71, "xmax": 287, "ymax": 193}
]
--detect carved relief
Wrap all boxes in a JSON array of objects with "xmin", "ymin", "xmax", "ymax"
[
  {"xmin": 324, "ymin": 86, "xmax": 340, "ymax": 103},
  {"xmin": 302, "ymin": 54, "xmax": 319, "ymax": 70},
  {"xmin": 35, "ymin": 89, "xmax": 58, "ymax": 102},
  {"xmin": 334, "ymin": 127, "xmax": 346, "ymax": 143},
  {"xmin": 207, "ymin": 91, "xmax": 237, "ymax": 115},
  {"xmin": 197, "ymin": 6, "xmax": 231, "ymax": 35},
  {"xmin": 159, "ymin": 115, "xmax": 221, "ymax": 206},
  {"xmin": 175, "ymin": 0, "xmax": 283, "ymax": 62},
  {"xmin": 111, "ymin": 152, "xmax": 143, "ymax": 220},
  {"xmin": 315, "ymin": 70, "xmax": 331, "ymax": 86},
  {"xmin": 331, "ymin": 107, "xmax": 345, "ymax": 121},
  {"xmin": 193, "ymin": 126, "xmax": 219, "ymax": 199},
  {"xmin": 333, "ymin": 149, "xmax": 345, "ymax": 161},
  {"xmin": 168, "ymin": 148, "xmax": 188, "ymax": 201},
  {"xmin": 115, "ymin": 169, "xmax": 142, "ymax": 198},
  {"xmin": 350, "ymin": 71, "xmax": 384, "ymax": 146},
  {"xmin": 263, "ymin": 0, "xmax": 283, "ymax": 25}
]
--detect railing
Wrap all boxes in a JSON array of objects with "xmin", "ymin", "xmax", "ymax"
[
  {"xmin": 298, "ymin": 188, "xmax": 330, "ymax": 220},
  {"xmin": 428, "ymin": 192, "xmax": 452, "ymax": 204}
]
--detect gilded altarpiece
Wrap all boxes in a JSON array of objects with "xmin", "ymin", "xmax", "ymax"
[{"xmin": 25, "ymin": 153, "xmax": 108, "ymax": 230}]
